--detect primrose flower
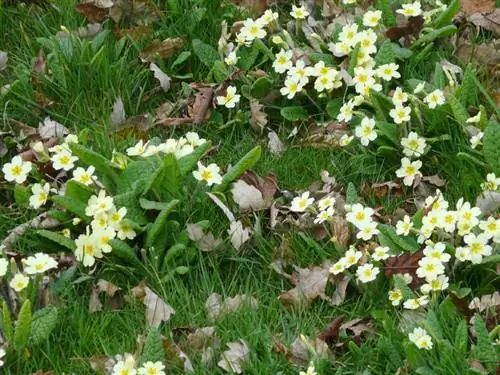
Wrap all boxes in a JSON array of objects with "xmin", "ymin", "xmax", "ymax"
[
  {"xmin": 216, "ymin": 86, "xmax": 240, "ymax": 108},
  {"xmin": 401, "ymin": 132, "xmax": 426, "ymax": 158},
  {"xmin": 338, "ymin": 24, "xmax": 359, "ymax": 47},
  {"xmin": 356, "ymin": 263, "xmax": 380, "ymax": 283},
  {"xmin": 288, "ymin": 60, "xmax": 311, "ymax": 86},
  {"xmin": 409, "ymin": 327, "xmax": 433, "ymax": 350},
  {"xmin": 479, "ymin": 217, "xmax": 500, "ymax": 243},
  {"xmin": 112, "ymin": 354, "xmax": 137, "ymax": 375},
  {"xmin": 376, "ymin": 63, "xmax": 401, "ymax": 81},
  {"xmin": 117, "ymin": 221, "xmax": 136, "ymax": 241},
  {"xmin": 138, "ymin": 361, "xmax": 165, "ymax": 375},
  {"xmin": 318, "ymin": 196, "xmax": 336, "ymax": 211},
  {"xmin": 363, "ymin": 10, "xmax": 382, "ymax": 27},
  {"xmin": 423, "ymin": 241, "xmax": 451, "ymax": 263},
  {"xmin": 339, "ymin": 134, "xmax": 355, "ymax": 146},
  {"xmin": 356, "ymin": 221, "xmax": 379, "ymax": 240},
  {"xmin": 423, "ymin": 89, "xmax": 445, "ymax": 108},
  {"xmin": 75, "ymin": 231, "xmax": 102, "ymax": 267},
  {"xmin": 72, "ymin": 166, "xmax": 96, "ymax": 186},
  {"xmin": 329, "ymin": 41, "xmax": 352, "ymax": 57},
  {"xmin": 2, "ymin": 155, "xmax": 32, "ymax": 184},
  {"xmin": 416, "ymin": 257, "xmax": 445, "ymax": 281},
  {"xmin": 344, "ymin": 246, "xmax": 363, "ymax": 268},
  {"xmin": 240, "ymin": 18, "xmax": 266, "ymax": 41},
  {"xmin": 108, "ymin": 207, "xmax": 128, "ymax": 231},
  {"xmin": 290, "ymin": 191, "xmax": 314, "ymax": 212},
  {"xmin": 346, "ymin": 203, "xmax": 374, "ymax": 228},
  {"xmin": 330, "ymin": 259, "xmax": 346, "ymax": 275},
  {"xmin": 355, "ymin": 117, "xmax": 377, "ymax": 146},
  {"xmin": 29, "ymin": 183, "xmax": 50, "ymax": 209},
  {"xmin": 0, "ymin": 347, "xmax": 5, "ymax": 367},
  {"xmin": 463, "ymin": 233, "xmax": 492, "ymax": 264},
  {"xmin": 185, "ymin": 132, "xmax": 206, "ymax": 147},
  {"xmin": 372, "ymin": 246, "xmax": 390, "ymax": 261},
  {"xmin": 466, "ymin": 112, "xmax": 481, "ymax": 124},
  {"xmin": 388, "ymin": 288, "xmax": 403, "ymax": 306},
  {"xmin": 126, "ymin": 140, "xmax": 149, "ymax": 157},
  {"xmin": 357, "ymin": 30, "xmax": 378, "ymax": 55},
  {"xmin": 272, "ymin": 49, "xmax": 293, "ymax": 73},
  {"xmin": 389, "ymin": 105, "xmax": 411, "ymax": 124},
  {"xmin": 224, "ymin": 51, "xmax": 238, "ymax": 66},
  {"xmin": 0, "ymin": 258, "xmax": 8, "ymax": 277},
  {"xmin": 51, "ymin": 150, "xmax": 78, "ymax": 171},
  {"xmin": 421, "ymin": 275, "xmax": 449, "ymax": 294},
  {"xmin": 299, "ymin": 362, "xmax": 317, "ymax": 375},
  {"xmin": 23, "ymin": 252, "xmax": 58, "ymax": 274},
  {"xmin": 314, "ymin": 207, "xmax": 335, "ymax": 224},
  {"xmin": 481, "ymin": 173, "xmax": 500, "ymax": 191},
  {"xmin": 470, "ymin": 132, "xmax": 483, "ymax": 149},
  {"xmin": 353, "ymin": 67, "xmax": 375, "ymax": 94},
  {"xmin": 338, "ymin": 100, "xmax": 355, "ymax": 122},
  {"xmin": 396, "ymin": 215, "xmax": 413, "ymax": 236},
  {"xmin": 391, "ymin": 87, "xmax": 408, "ymax": 106},
  {"xmin": 192, "ymin": 162, "xmax": 223, "ymax": 186},
  {"xmin": 93, "ymin": 227, "xmax": 116, "ymax": 254},
  {"xmin": 396, "ymin": 1, "xmax": 423, "ymax": 17},
  {"xmin": 290, "ymin": 5, "xmax": 309, "ymax": 19},
  {"xmin": 10, "ymin": 273, "xmax": 30, "ymax": 292},
  {"xmin": 258, "ymin": 9, "xmax": 279, "ymax": 25},
  {"xmin": 280, "ymin": 76, "xmax": 304, "ymax": 99},
  {"xmin": 403, "ymin": 296, "xmax": 429, "ymax": 309},
  {"xmin": 86, "ymin": 190, "xmax": 115, "ymax": 217},
  {"xmin": 396, "ymin": 157, "xmax": 422, "ymax": 186}
]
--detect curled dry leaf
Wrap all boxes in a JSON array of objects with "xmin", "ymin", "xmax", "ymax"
[
  {"xmin": 89, "ymin": 279, "xmax": 122, "ymax": 313},
  {"xmin": 78, "ymin": 22, "xmax": 103, "ymax": 38},
  {"xmin": 186, "ymin": 223, "xmax": 222, "ymax": 252},
  {"xmin": 287, "ymin": 335, "xmax": 332, "ymax": 366},
  {"xmin": 38, "ymin": 117, "xmax": 69, "ymax": 140},
  {"xmin": 468, "ymin": 9, "xmax": 500, "ymax": 35},
  {"xmin": 361, "ymin": 181, "xmax": 404, "ymax": 200},
  {"xmin": 109, "ymin": 0, "xmax": 161, "ymax": 25},
  {"xmin": 461, "ymin": 0, "xmax": 495, "ymax": 15},
  {"xmin": 75, "ymin": 3, "xmax": 109, "ymax": 23},
  {"xmin": 205, "ymin": 293, "xmax": 258, "ymax": 321},
  {"xmin": 228, "ymin": 220, "xmax": 251, "ymax": 250},
  {"xmin": 114, "ymin": 25, "xmax": 152, "ymax": 41},
  {"xmin": 231, "ymin": 180, "xmax": 267, "ymax": 211},
  {"xmin": 132, "ymin": 281, "xmax": 175, "ymax": 327},
  {"xmin": 249, "ymin": 99, "xmax": 268, "ymax": 133},
  {"xmin": 163, "ymin": 338, "xmax": 194, "ymax": 373},
  {"xmin": 268, "ymin": 131, "xmax": 285, "ymax": 156},
  {"xmin": 469, "ymin": 291, "xmax": 500, "ymax": 312},
  {"xmin": 139, "ymin": 38, "xmax": 184, "ymax": 62},
  {"xmin": 149, "ymin": 63, "xmax": 171, "ymax": 92},
  {"xmin": 476, "ymin": 191, "xmax": 500, "ymax": 215},
  {"xmin": 301, "ymin": 121, "xmax": 350, "ymax": 149},
  {"xmin": 89, "ymin": 355, "xmax": 116, "ymax": 374},
  {"xmin": 111, "ymin": 97, "xmax": 126, "ymax": 126},
  {"xmin": 0, "ymin": 51, "xmax": 8, "ymax": 71},
  {"xmin": 386, "ymin": 15, "xmax": 425, "ymax": 42},
  {"xmin": 385, "ymin": 250, "xmax": 423, "ymax": 289},
  {"xmin": 217, "ymin": 340, "xmax": 250, "ymax": 374},
  {"xmin": 187, "ymin": 326, "xmax": 217, "ymax": 350}
]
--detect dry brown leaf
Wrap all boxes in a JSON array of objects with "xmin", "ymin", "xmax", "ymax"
[
  {"xmin": 217, "ymin": 340, "xmax": 250, "ymax": 374},
  {"xmin": 231, "ymin": 180, "xmax": 266, "ymax": 211},
  {"xmin": 187, "ymin": 327, "xmax": 217, "ymax": 350},
  {"xmin": 240, "ymin": 171, "xmax": 279, "ymax": 205},
  {"xmin": 318, "ymin": 316, "xmax": 345, "ymax": 343},
  {"xmin": 229, "ymin": 0, "xmax": 268, "ymax": 15},
  {"xmin": 132, "ymin": 282, "xmax": 175, "ymax": 327},
  {"xmin": 421, "ymin": 174, "xmax": 446, "ymax": 187},
  {"xmin": 186, "ymin": 223, "xmax": 222, "ymax": 252},
  {"xmin": 249, "ymin": 99, "xmax": 268, "ymax": 133},
  {"xmin": 476, "ymin": 191, "xmax": 500, "ymax": 215},
  {"xmin": 163, "ymin": 338, "xmax": 195, "ymax": 372},
  {"xmin": 330, "ymin": 275, "xmax": 349, "ymax": 306},
  {"xmin": 78, "ymin": 23, "xmax": 103, "ymax": 38},
  {"xmin": 469, "ymin": 291, "xmax": 500, "ymax": 312},
  {"xmin": 268, "ymin": 131, "xmax": 285, "ymax": 156},
  {"xmin": 109, "ymin": 0, "xmax": 161, "ymax": 25},
  {"xmin": 288, "ymin": 335, "xmax": 332, "ymax": 366},
  {"xmin": 331, "ymin": 217, "xmax": 350, "ymax": 249},
  {"xmin": 301, "ymin": 121, "xmax": 349, "ymax": 149},
  {"xmin": 0, "ymin": 51, "xmax": 8, "ymax": 71},
  {"xmin": 461, "ymin": 0, "xmax": 495, "ymax": 15},
  {"xmin": 469, "ymin": 9, "xmax": 500, "ymax": 35},
  {"xmin": 139, "ymin": 38, "xmax": 184, "ymax": 62},
  {"xmin": 89, "ymin": 279, "xmax": 123, "ymax": 313},
  {"xmin": 38, "ymin": 117, "xmax": 69, "ymax": 140},
  {"xmin": 113, "ymin": 25, "xmax": 152, "ymax": 41},
  {"xmin": 75, "ymin": 3, "xmax": 109, "ymax": 23},
  {"xmin": 228, "ymin": 220, "xmax": 251, "ymax": 250},
  {"xmin": 89, "ymin": 354, "xmax": 116, "ymax": 373},
  {"xmin": 361, "ymin": 181, "xmax": 404, "ymax": 200},
  {"xmin": 205, "ymin": 293, "xmax": 258, "ymax": 321},
  {"xmin": 385, "ymin": 251, "xmax": 424, "ymax": 289},
  {"xmin": 111, "ymin": 97, "xmax": 126, "ymax": 125},
  {"xmin": 278, "ymin": 261, "xmax": 332, "ymax": 307},
  {"xmin": 150, "ymin": 63, "xmax": 171, "ymax": 92}
]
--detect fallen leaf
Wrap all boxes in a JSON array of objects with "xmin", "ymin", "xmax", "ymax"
[
  {"xmin": 132, "ymin": 282, "xmax": 175, "ymax": 327},
  {"xmin": 109, "ymin": 0, "xmax": 161, "ymax": 25},
  {"xmin": 89, "ymin": 355, "xmax": 116, "ymax": 374},
  {"xmin": 111, "ymin": 97, "xmax": 126, "ymax": 125},
  {"xmin": 318, "ymin": 316, "xmax": 345, "ymax": 343},
  {"xmin": 113, "ymin": 25, "xmax": 152, "ymax": 41},
  {"xmin": 0, "ymin": 51, "xmax": 8, "ymax": 71},
  {"xmin": 278, "ymin": 261, "xmax": 333, "ymax": 307},
  {"xmin": 150, "ymin": 63, "xmax": 171, "ymax": 92},
  {"xmin": 386, "ymin": 16, "xmax": 425, "ymax": 42},
  {"xmin": 227, "ymin": 220, "xmax": 251, "ymax": 250},
  {"xmin": 338, "ymin": 318, "xmax": 374, "ymax": 347},
  {"xmin": 188, "ymin": 84, "xmax": 214, "ymax": 125},
  {"xmin": 187, "ymin": 326, "xmax": 217, "ymax": 350},
  {"xmin": 268, "ymin": 131, "xmax": 285, "ymax": 156},
  {"xmin": 287, "ymin": 335, "xmax": 332, "ymax": 366},
  {"xmin": 139, "ymin": 38, "xmax": 184, "ymax": 62},
  {"xmin": 186, "ymin": 223, "xmax": 223, "ymax": 252},
  {"xmin": 361, "ymin": 180, "xmax": 404, "ymax": 200},
  {"xmin": 421, "ymin": 174, "xmax": 446, "ymax": 187},
  {"xmin": 78, "ymin": 22, "xmax": 103, "ymax": 38},
  {"xmin": 239, "ymin": 171, "xmax": 278, "ymax": 208},
  {"xmin": 38, "ymin": 117, "xmax": 69, "ymax": 140},
  {"xmin": 476, "ymin": 191, "xmax": 500, "ymax": 215},
  {"xmin": 301, "ymin": 121, "xmax": 350, "ymax": 149},
  {"xmin": 75, "ymin": 3, "xmax": 109, "ymax": 22},
  {"xmin": 249, "ymin": 99, "xmax": 268, "ymax": 133},
  {"xmin": 385, "ymin": 250, "xmax": 423, "ymax": 288},
  {"xmin": 469, "ymin": 291, "xmax": 500, "ymax": 312},
  {"xmin": 163, "ymin": 338, "xmax": 195, "ymax": 373},
  {"xmin": 205, "ymin": 293, "xmax": 258, "ymax": 321},
  {"xmin": 461, "ymin": 0, "xmax": 495, "ymax": 15},
  {"xmin": 331, "ymin": 217, "xmax": 350, "ymax": 249},
  {"xmin": 206, "ymin": 192, "xmax": 236, "ymax": 222},
  {"xmin": 468, "ymin": 9, "xmax": 500, "ymax": 35},
  {"xmin": 231, "ymin": 180, "xmax": 266, "ymax": 211},
  {"xmin": 229, "ymin": 0, "xmax": 268, "ymax": 14},
  {"xmin": 217, "ymin": 340, "xmax": 250, "ymax": 374},
  {"xmin": 330, "ymin": 275, "xmax": 349, "ymax": 306},
  {"xmin": 89, "ymin": 279, "xmax": 123, "ymax": 313}
]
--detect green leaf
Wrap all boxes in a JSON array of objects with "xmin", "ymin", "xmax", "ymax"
[
  {"xmin": 432, "ymin": 0, "xmax": 460, "ymax": 28},
  {"xmin": 177, "ymin": 141, "xmax": 211, "ymax": 176},
  {"xmin": 144, "ymin": 200, "xmax": 180, "ymax": 251},
  {"xmin": 424, "ymin": 310, "xmax": 443, "ymax": 339},
  {"xmin": 377, "ymin": 0, "xmax": 396, "ymax": 26},
  {"xmin": 346, "ymin": 182, "xmax": 358, "ymax": 204},
  {"xmin": 378, "ymin": 224, "xmax": 420, "ymax": 253},
  {"xmin": 483, "ymin": 117, "xmax": 500, "ymax": 174},
  {"xmin": 109, "ymin": 239, "xmax": 144, "ymax": 271},
  {"xmin": 433, "ymin": 63, "xmax": 446, "ymax": 89},
  {"xmin": 116, "ymin": 159, "xmax": 157, "ymax": 195},
  {"xmin": 65, "ymin": 180, "xmax": 94, "ymax": 203},
  {"xmin": 2, "ymin": 301, "xmax": 13, "ymax": 341},
  {"xmin": 139, "ymin": 198, "xmax": 176, "ymax": 211},
  {"xmin": 14, "ymin": 299, "xmax": 32, "ymax": 352},
  {"xmin": 309, "ymin": 53, "xmax": 336, "ymax": 65},
  {"xmin": 348, "ymin": 43, "xmax": 360, "ymax": 76},
  {"xmin": 163, "ymin": 243, "xmax": 187, "ymax": 265},
  {"xmin": 280, "ymin": 106, "xmax": 308, "ymax": 121},
  {"xmin": 237, "ymin": 45, "xmax": 259, "ymax": 70},
  {"xmin": 213, "ymin": 146, "xmax": 261, "ymax": 192},
  {"xmin": 447, "ymin": 94, "xmax": 469, "ymax": 124},
  {"xmin": 393, "ymin": 274, "xmax": 415, "ymax": 299},
  {"xmin": 52, "ymin": 195, "xmax": 89, "ymax": 221},
  {"xmin": 37, "ymin": 230, "xmax": 76, "ymax": 251},
  {"xmin": 460, "ymin": 65, "xmax": 477, "ymax": 107},
  {"xmin": 141, "ymin": 327, "xmax": 165, "ymax": 364},
  {"xmin": 113, "ymin": 190, "xmax": 148, "ymax": 225},
  {"xmin": 375, "ymin": 121, "xmax": 400, "ymax": 146},
  {"xmin": 30, "ymin": 307, "xmax": 59, "ymax": 345},
  {"xmin": 375, "ymin": 40, "xmax": 395, "ymax": 65},
  {"xmin": 145, "ymin": 153, "xmax": 181, "ymax": 202},
  {"xmin": 250, "ymin": 77, "xmax": 273, "ymax": 99},
  {"xmin": 326, "ymin": 98, "xmax": 342, "ymax": 119},
  {"xmin": 171, "ymin": 51, "xmax": 191, "ymax": 69},
  {"xmin": 14, "ymin": 185, "xmax": 31, "ymax": 208},
  {"xmin": 411, "ymin": 25, "xmax": 457, "ymax": 50},
  {"xmin": 211, "ymin": 60, "xmax": 228, "ymax": 83},
  {"xmin": 69, "ymin": 143, "xmax": 119, "ymax": 188},
  {"xmin": 192, "ymin": 39, "xmax": 219, "ymax": 68},
  {"xmin": 473, "ymin": 313, "xmax": 497, "ymax": 372},
  {"xmin": 454, "ymin": 319, "xmax": 468, "ymax": 354}
]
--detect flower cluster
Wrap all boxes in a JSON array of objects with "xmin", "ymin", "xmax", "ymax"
[
  {"xmin": 290, "ymin": 192, "xmax": 336, "ymax": 225},
  {"xmin": 111, "ymin": 354, "xmax": 165, "ymax": 375},
  {"xmin": 125, "ymin": 132, "xmax": 206, "ymax": 159},
  {"xmin": 408, "ymin": 327, "xmax": 433, "ymax": 350}
]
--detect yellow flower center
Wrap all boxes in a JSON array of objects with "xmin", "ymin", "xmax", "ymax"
[
  {"xmin": 12, "ymin": 165, "xmax": 23, "ymax": 176},
  {"xmin": 355, "ymin": 212, "xmax": 365, "ymax": 221},
  {"xmin": 405, "ymin": 165, "xmax": 416, "ymax": 176},
  {"xmin": 289, "ymin": 83, "xmax": 298, "ymax": 93},
  {"xmin": 487, "ymin": 222, "xmax": 496, "ymax": 231},
  {"xmin": 200, "ymin": 169, "xmax": 213, "ymax": 182},
  {"xmin": 84, "ymin": 244, "xmax": 94, "ymax": 255},
  {"xmin": 470, "ymin": 243, "xmax": 482, "ymax": 254},
  {"xmin": 408, "ymin": 139, "xmax": 418, "ymax": 149},
  {"xmin": 60, "ymin": 155, "xmax": 70, "ymax": 165}
]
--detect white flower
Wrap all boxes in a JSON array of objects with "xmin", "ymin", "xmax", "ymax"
[
  {"xmin": 224, "ymin": 51, "xmax": 238, "ymax": 66},
  {"xmin": 330, "ymin": 258, "xmax": 346, "ymax": 275},
  {"xmin": 290, "ymin": 5, "xmax": 309, "ymax": 19},
  {"xmin": 86, "ymin": 190, "xmax": 115, "ymax": 217},
  {"xmin": 0, "ymin": 258, "xmax": 8, "ymax": 277},
  {"xmin": 372, "ymin": 246, "xmax": 390, "ymax": 261},
  {"xmin": 455, "ymin": 246, "xmax": 469, "ymax": 262},
  {"xmin": 423, "ymin": 241, "xmax": 451, "ymax": 263},
  {"xmin": 463, "ymin": 233, "xmax": 492, "ymax": 264},
  {"xmin": 403, "ymin": 296, "xmax": 429, "ymax": 309},
  {"xmin": 9, "ymin": 273, "xmax": 30, "ymax": 292},
  {"xmin": 185, "ymin": 132, "xmax": 206, "ymax": 147},
  {"xmin": 314, "ymin": 207, "xmax": 335, "ymax": 224},
  {"xmin": 93, "ymin": 227, "xmax": 116, "ymax": 254},
  {"xmin": 389, "ymin": 105, "xmax": 411, "ymax": 124},
  {"xmin": 91, "ymin": 213, "xmax": 109, "ymax": 231},
  {"xmin": 329, "ymin": 41, "xmax": 352, "ymax": 57},
  {"xmin": 401, "ymin": 132, "xmax": 426, "ymax": 158},
  {"xmin": 470, "ymin": 132, "xmax": 483, "ymax": 149},
  {"xmin": 126, "ymin": 139, "xmax": 149, "ymax": 156},
  {"xmin": 388, "ymin": 288, "xmax": 403, "ymax": 306},
  {"xmin": 358, "ymin": 30, "xmax": 378, "ymax": 55},
  {"xmin": 356, "ymin": 263, "xmax": 380, "ymax": 283},
  {"xmin": 138, "ymin": 361, "xmax": 165, "ymax": 375},
  {"xmin": 457, "ymin": 200, "xmax": 481, "ymax": 227},
  {"xmin": 346, "ymin": 203, "xmax": 374, "ymax": 228},
  {"xmin": 117, "ymin": 221, "xmax": 136, "ymax": 240},
  {"xmin": 29, "ymin": 183, "xmax": 50, "ymax": 209},
  {"xmin": 391, "ymin": 87, "xmax": 408, "ymax": 106},
  {"xmin": 416, "ymin": 257, "xmax": 445, "ymax": 281},
  {"xmin": 479, "ymin": 216, "xmax": 500, "ymax": 243},
  {"xmin": 75, "ymin": 230, "xmax": 102, "ymax": 267},
  {"xmin": 272, "ymin": 49, "xmax": 293, "ymax": 73},
  {"xmin": 192, "ymin": 162, "xmax": 223, "ymax": 186},
  {"xmin": 423, "ymin": 89, "xmax": 445, "ymax": 109},
  {"xmin": 396, "ymin": 215, "xmax": 413, "ymax": 236},
  {"xmin": 338, "ymin": 101, "xmax": 355, "ymax": 122},
  {"xmin": 339, "ymin": 134, "xmax": 354, "ymax": 146},
  {"xmin": 0, "ymin": 347, "xmax": 5, "ymax": 367},
  {"xmin": 318, "ymin": 196, "xmax": 336, "ymax": 211},
  {"xmin": 288, "ymin": 60, "xmax": 311, "ymax": 86},
  {"xmin": 421, "ymin": 275, "xmax": 449, "ymax": 294},
  {"xmin": 291, "ymin": 191, "xmax": 314, "ymax": 212},
  {"xmin": 414, "ymin": 82, "xmax": 426, "ymax": 94},
  {"xmin": 417, "ymin": 224, "xmax": 434, "ymax": 244},
  {"xmin": 112, "ymin": 354, "xmax": 137, "ymax": 375},
  {"xmin": 353, "ymin": 67, "xmax": 375, "ymax": 94},
  {"xmin": 217, "ymin": 86, "xmax": 240, "ymax": 108},
  {"xmin": 466, "ymin": 112, "xmax": 481, "ymax": 124},
  {"xmin": 108, "ymin": 207, "xmax": 128, "ymax": 231},
  {"xmin": 23, "ymin": 253, "xmax": 58, "ymax": 274},
  {"xmin": 51, "ymin": 150, "xmax": 78, "ymax": 171},
  {"xmin": 299, "ymin": 362, "xmax": 317, "ymax": 375},
  {"xmin": 344, "ymin": 247, "xmax": 363, "ymax": 268},
  {"xmin": 481, "ymin": 172, "xmax": 500, "ymax": 191},
  {"xmin": 355, "ymin": 117, "xmax": 377, "ymax": 146},
  {"xmin": 2, "ymin": 155, "xmax": 32, "ymax": 184},
  {"xmin": 72, "ymin": 166, "xmax": 96, "ymax": 186},
  {"xmin": 376, "ymin": 63, "xmax": 401, "ymax": 81},
  {"xmin": 338, "ymin": 24, "xmax": 359, "ymax": 47},
  {"xmin": 401, "ymin": 273, "xmax": 413, "ymax": 284},
  {"xmin": 441, "ymin": 210, "xmax": 457, "ymax": 233},
  {"xmin": 240, "ymin": 18, "xmax": 266, "ymax": 41},
  {"xmin": 363, "ymin": 10, "xmax": 382, "ymax": 27},
  {"xmin": 396, "ymin": 158, "xmax": 422, "ymax": 186},
  {"xmin": 408, "ymin": 327, "xmax": 433, "ymax": 350},
  {"xmin": 280, "ymin": 76, "xmax": 304, "ymax": 99},
  {"xmin": 356, "ymin": 221, "xmax": 379, "ymax": 241},
  {"xmin": 396, "ymin": 1, "xmax": 423, "ymax": 17}
]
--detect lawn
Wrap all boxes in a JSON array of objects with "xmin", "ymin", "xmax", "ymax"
[{"xmin": 0, "ymin": 0, "xmax": 498, "ymax": 374}]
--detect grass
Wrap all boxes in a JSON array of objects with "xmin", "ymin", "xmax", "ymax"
[{"xmin": 0, "ymin": 0, "xmax": 497, "ymax": 374}]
